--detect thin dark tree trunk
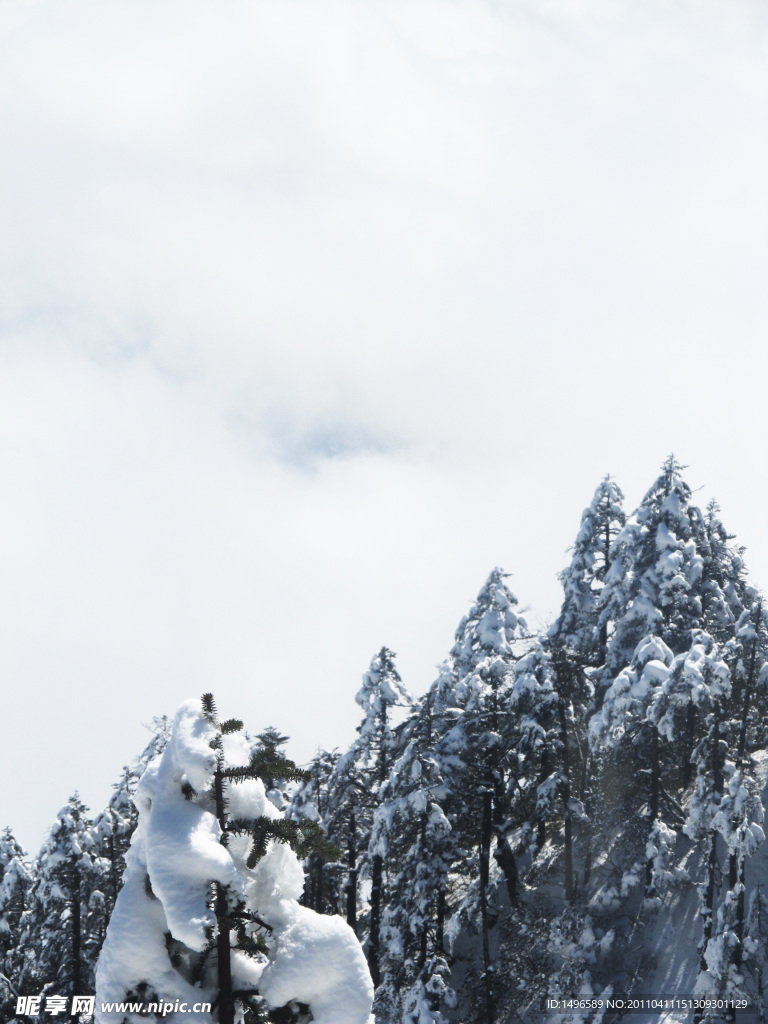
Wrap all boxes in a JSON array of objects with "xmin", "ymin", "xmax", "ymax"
[
  {"xmin": 367, "ymin": 687, "xmax": 390, "ymax": 988},
  {"xmin": 645, "ymin": 728, "xmax": 660, "ymax": 895},
  {"xmin": 701, "ymin": 707, "xmax": 724, "ymax": 971},
  {"xmin": 213, "ymin": 764, "xmax": 234, "ymax": 1024},
  {"xmin": 578, "ymin": 748, "xmax": 594, "ymax": 887},
  {"xmin": 557, "ymin": 696, "xmax": 574, "ymax": 902},
  {"xmin": 489, "ymin": 675, "xmax": 517, "ymax": 903},
  {"xmin": 71, "ymin": 859, "xmax": 81, "ymax": 997},
  {"xmin": 346, "ymin": 808, "xmax": 358, "ymax": 935},
  {"xmin": 693, "ymin": 831, "xmax": 720, "ymax": 1024},
  {"xmin": 734, "ymin": 847, "xmax": 747, "ymax": 972},
  {"xmin": 107, "ymin": 831, "xmax": 119, "ymax": 913},
  {"xmin": 536, "ymin": 745, "xmax": 549, "ymax": 850},
  {"xmin": 683, "ymin": 701, "xmax": 696, "ymax": 788},
  {"xmin": 492, "ymin": 772, "xmax": 517, "ymax": 903},
  {"xmin": 701, "ymin": 834, "xmax": 718, "ymax": 968},
  {"xmin": 436, "ymin": 887, "xmax": 445, "ymax": 952},
  {"xmin": 368, "ymin": 853, "xmax": 383, "ymax": 987},
  {"xmin": 316, "ymin": 856, "xmax": 324, "ymax": 913},
  {"xmin": 479, "ymin": 780, "xmax": 495, "ymax": 1024}
]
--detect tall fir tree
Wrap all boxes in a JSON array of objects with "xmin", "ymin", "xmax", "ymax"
[
  {"xmin": 0, "ymin": 829, "xmax": 30, "ymax": 1015},
  {"xmin": 552, "ymin": 474, "xmax": 626, "ymax": 668},
  {"xmin": 597, "ymin": 457, "xmax": 708, "ymax": 689},
  {"xmin": 372, "ymin": 694, "xmax": 456, "ymax": 1024},
  {"xmin": 547, "ymin": 475, "xmax": 626, "ymax": 893},
  {"xmin": 429, "ymin": 569, "xmax": 528, "ymax": 1024},
  {"xmin": 289, "ymin": 748, "xmax": 344, "ymax": 917},
  {"xmin": 15, "ymin": 796, "xmax": 99, "ymax": 1000}
]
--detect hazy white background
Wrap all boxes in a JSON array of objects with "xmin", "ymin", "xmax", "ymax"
[{"xmin": 1, "ymin": 0, "xmax": 767, "ymax": 852}]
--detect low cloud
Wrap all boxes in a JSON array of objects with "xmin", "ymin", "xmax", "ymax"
[{"xmin": 1, "ymin": 0, "xmax": 767, "ymax": 849}]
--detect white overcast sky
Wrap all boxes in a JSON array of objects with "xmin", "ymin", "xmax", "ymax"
[{"xmin": 1, "ymin": 0, "xmax": 767, "ymax": 852}]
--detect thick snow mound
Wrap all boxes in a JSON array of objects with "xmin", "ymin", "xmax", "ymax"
[
  {"xmin": 145, "ymin": 701, "xmax": 242, "ymax": 950},
  {"xmin": 259, "ymin": 903, "xmax": 375, "ymax": 1024}
]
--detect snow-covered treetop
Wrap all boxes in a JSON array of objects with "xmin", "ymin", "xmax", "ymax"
[
  {"xmin": 334, "ymin": 647, "xmax": 413, "ymax": 802},
  {"xmin": 40, "ymin": 795, "xmax": 95, "ymax": 866},
  {"xmin": 0, "ymin": 829, "xmax": 26, "ymax": 875},
  {"xmin": 423, "ymin": 570, "xmax": 530, "ymax": 781},
  {"xmin": 451, "ymin": 568, "xmax": 526, "ymax": 674},
  {"xmin": 599, "ymin": 457, "xmax": 706, "ymax": 676},
  {"xmin": 552, "ymin": 475, "xmax": 625, "ymax": 661},
  {"xmin": 355, "ymin": 646, "xmax": 411, "ymax": 720},
  {"xmin": 697, "ymin": 499, "xmax": 750, "ymax": 638},
  {"xmin": 0, "ymin": 828, "xmax": 29, "ymax": 911}
]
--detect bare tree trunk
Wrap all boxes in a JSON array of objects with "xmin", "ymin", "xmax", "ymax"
[
  {"xmin": 368, "ymin": 853, "xmax": 383, "ymax": 986},
  {"xmin": 346, "ymin": 808, "xmax": 358, "ymax": 935},
  {"xmin": 558, "ymin": 698, "xmax": 574, "ymax": 901},
  {"xmin": 682, "ymin": 701, "xmax": 696, "ymax": 788},
  {"xmin": 492, "ymin": 771, "xmax": 517, "ymax": 903},
  {"xmin": 645, "ymin": 728, "xmax": 660, "ymax": 896},
  {"xmin": 581, "ymin": 751, "xmax": 594, "ymax": 888},
  {"xmin": 479, "ymin": 780, "xmax": 495, "ymax": 1024},
  {"xmin": 536, "ymin": 745, "xmax": 549, "ymax": 851},
  {"xmin": 436, "ymin": 887, "xmax": 445, "ymax": 953},
  {"xmin": 70, "ymin": 859, "xmax": 81, "ymax": 998},
  {"xmin": 700, "ymin": 708, "xmax": 724, "ymax": 979}
]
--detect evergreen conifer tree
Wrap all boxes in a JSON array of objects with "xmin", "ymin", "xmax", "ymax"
[
  {"xmin": 16, "ymin": 796, "xmax": 98, "ymax": 1000},
  {"xmin": 427, "ymin": 569, "xmax": 528, "ymax": 1024},
  {"xmin": 317, "ymin": 648, "xmax": 410, "ymax": 984},
  {"xmin": 547, "ymin": 476, "xmax": 626, "ymax": 894},
  {"xmin": 0, "ymin": 829, "xmax": 30, "ymax": 1016},
  {"xmin": 552, "ymin": 475, "xmax": 626, "ymax": 668},
  {"xmin": 288, "ymin": 748, "xmax": 344, "ymax": 916},
  {"xmin": 95, "ymin": 695, "xmax": 372, "ymax": 1024},
  {"xmin": 372, "ymin": 695, "xmax": 455, "ymax": 1024}
]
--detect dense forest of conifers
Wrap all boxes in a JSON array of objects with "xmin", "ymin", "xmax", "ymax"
[{"xmin": 2, "ymin": 456, "xmax": 768, "ymax": 1024}]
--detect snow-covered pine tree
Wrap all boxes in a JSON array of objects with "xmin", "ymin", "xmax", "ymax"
[
  {"xmin": 553, "ymin": 475, "xmax": 626, "ymax": 670},
  {"xmin": 428, "ymin": 569, "xmax": 528, "ymax": 1024},
  {"xmin": 510, "ymin": 641, "xmax": 584, "ymax": 899},
  {"xmin": 727, "ymin": 601, "xmax": 768, "ymax": 812},
  {"xmin": 597, "ymin": 456, "xmax": 706, "ymax": 685},
  {"xmin": 547, "ymin": 476, "xmax": 626, "ymax": 895},
  {"xmin": 319, "ymin": 648, "xmax": 410, "ymax": 985},
  {"xmin": 697, "ymin": 500, "xmax": 750, "ymax": 643},
  {"xmin": 742, "ymin": 884, "xmax": 768, "ymax": 1023},
  {"xmin": 356, "ymin": 648, "xmax": 411, "ymax": 987},
  {"xmin": 694, "ymin": 765, "xmax": 764, "ymax": 1018},
  {"xmin": 716, "ymin": 600, "xmax": 768, "ymax": 988},
  {"xmin": 0, "ymin": 829, "xmax": 30, "ymax": 1016},
  {"xmin": 588, "ymin": 459, "xmax": 738, "ymax": 899},
  {"xmin": 589, "ymin": 635, "xmax": 676, "ymax": 896},
  {"xmin": 653, "ymin": 631, "xmax": 731, "ymax": 959},
  {"xmin": 95, "ymin": 694, "xmax": 373, "ymax": 1024},
  {"xmin": 288, "ymin": 748, "xmax": 344, "ymax": 916},
  {"xmin": 15, "ymin": 795, "xmax": 98, "ymax": 1001},
  {"xmin": 313, "ymin": 647, "xmax": 411, "ymax": 983},
  {"xmin": 372, "ymin": 694, "xmax": 455, "ymax": 1024}
]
